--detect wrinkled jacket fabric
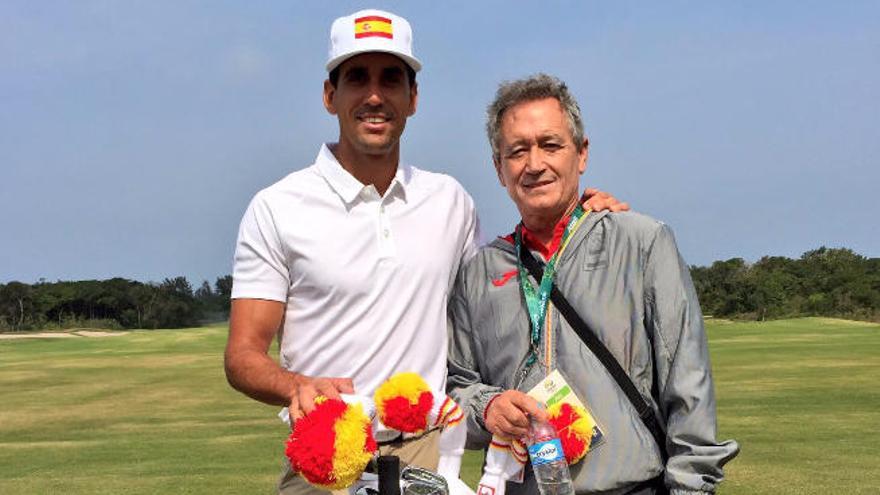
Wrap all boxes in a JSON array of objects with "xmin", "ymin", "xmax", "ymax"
[{"xmin": 447, "ymin": 211, "xmax": 739, "ymax": 495}]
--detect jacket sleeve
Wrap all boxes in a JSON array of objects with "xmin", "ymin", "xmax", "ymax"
[
  {"xmin": 643, "ymin": 224, "xmax": 740, "ymax": 494},
  {"xmin": 446, "ymin": 266, "xmax": 503, "ymax": 450}
]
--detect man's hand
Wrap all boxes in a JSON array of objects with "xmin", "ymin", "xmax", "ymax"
[
  {"xmin": 485, "ymin": 390, "xmax": 547, "ymax": 440},
  {"xmin": 582, "ymin": 187, "xmax": 630, "ymax": 212},
  {"xmin": 288, "ymin": 375, "xmax": 355, "ymax": 422}
]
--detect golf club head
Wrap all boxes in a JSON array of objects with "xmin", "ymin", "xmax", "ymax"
[{"xmin": 401, "ymin": 466, "xmax": 449, "ymax": 495}]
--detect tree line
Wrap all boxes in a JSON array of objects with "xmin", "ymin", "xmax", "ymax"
[
  {"xmin": 0, "ymin": 276, "xmax": 232, "ymax": 331},
  {"xmin": 691, "ymin": 247, "xmax": 879, "ymax": 322},
  {"xmin": 1, "ymin": 246, "xmax": 878, "ymax": 332}
]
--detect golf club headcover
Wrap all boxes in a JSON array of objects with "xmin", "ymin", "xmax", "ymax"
[
  {"xmin": 284, "ymin": 396, "xmax": 377, "ymax": 490},
  {"xmin": 373, "ymin": 372, "xmax": 435, "ymax": 433},
  {"xmin": 546, "ymin": 401, "xmax": 594, "ymax": 465},
  {"xmin": 373, "ymin": 373, "xmax": 471, "ymax": 489},
  {"xmin": 432, "ymin": 394, "xmax": 467, "ymax": 481},
  {"xmin": 476, "ymin": 436, "xmax": 528, "ymax": 495}
]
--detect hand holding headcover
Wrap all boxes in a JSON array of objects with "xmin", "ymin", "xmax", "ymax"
[{"xmin": 284, "ymin": 372, "xmax": 473, "ymax": 493}]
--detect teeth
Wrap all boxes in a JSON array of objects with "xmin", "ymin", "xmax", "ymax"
[{"xmin": 363, "ymin": 116, "xmax": 387, "ymax": 123}]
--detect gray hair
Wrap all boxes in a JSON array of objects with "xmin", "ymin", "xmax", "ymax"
[{"xmin": 486, "ymin": 73, "xmax": 586, "ymax": 162}]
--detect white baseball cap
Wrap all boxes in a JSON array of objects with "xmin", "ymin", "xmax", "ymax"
[{"xmin": 326, "ymin": 9, "xmax": 422, "ymax": 73}]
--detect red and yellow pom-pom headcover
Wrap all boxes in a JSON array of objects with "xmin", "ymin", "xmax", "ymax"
[
  {"xmin": 373, "ymin": 372, "xmax": 434, "ymax": 433},
  {"xmin": 285, "ymin": 398, "xmax": 377, "ymax": 489},
  {"xmin": 547, "ymin": 402, "xmax": 595, "ymax": 464}
]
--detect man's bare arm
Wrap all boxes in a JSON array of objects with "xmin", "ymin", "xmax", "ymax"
[
  {"xmin": 224, "ymin": 298, "xmax": 353, "ymax": 421},
  {"xmin": 224, "ymin": 298, "xmax": 294, "ymax": 405}
]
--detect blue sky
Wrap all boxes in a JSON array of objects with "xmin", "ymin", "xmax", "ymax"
[{"xmin": 2, "ymin": 1, "xmax": 878, "ymax": 285}]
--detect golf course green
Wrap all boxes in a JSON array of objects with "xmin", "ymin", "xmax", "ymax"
[{"xmin": 1, "ymin": 317, "xmax": 877, "ymax": 494}]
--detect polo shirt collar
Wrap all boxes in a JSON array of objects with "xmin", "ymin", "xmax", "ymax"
[{"xmin": 316, "ymin": 143, "xmax": 411, "ymax": 204}]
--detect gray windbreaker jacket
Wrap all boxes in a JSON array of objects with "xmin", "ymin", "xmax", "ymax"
[{"xmin": 447, "ymin": 211, "xmax": 739, "ymax": 494}]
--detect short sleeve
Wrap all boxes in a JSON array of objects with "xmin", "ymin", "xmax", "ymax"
[{"xmin": 230, "ymin": 193, "xmax": 290, "ymax": 302}]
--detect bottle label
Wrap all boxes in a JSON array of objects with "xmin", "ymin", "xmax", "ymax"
[{"xmin": 528, "ymin": 438, "xmax": 565, "ymax": 466}]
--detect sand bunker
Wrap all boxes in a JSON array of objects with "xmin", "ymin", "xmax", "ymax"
[{"xmin": 0, "ymin": 330, "xmax": 126, "ymax": 340}]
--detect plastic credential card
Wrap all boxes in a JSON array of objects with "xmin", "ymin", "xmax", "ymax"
[{"xmin": 527, "ymin": 369, "xmax": 605, "ymax": 453}]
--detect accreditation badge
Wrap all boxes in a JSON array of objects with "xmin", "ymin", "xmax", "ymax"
[{"xmin": 527, "ymin": 369, "xmax": 605, "ymax": 459}]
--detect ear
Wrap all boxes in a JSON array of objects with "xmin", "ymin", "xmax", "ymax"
[
  {"xmin": 494, "ymin": 156, "xmax": 507, "ymax": 187},
  {"xmin": 578, "ymin": 136, "xmax": 589, "ymax": 175},
  {"xmin": 323, "ymin": 79, "xmax": 337, "ymax": 115},
  {"xmin": 408, "ymin": 81, "xmax": 419, "ymax": 117}
]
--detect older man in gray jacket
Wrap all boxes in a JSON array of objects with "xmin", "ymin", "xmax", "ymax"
[{"xmin": 447, "ymin": 74, "xmax": 739, "ymax": 495}]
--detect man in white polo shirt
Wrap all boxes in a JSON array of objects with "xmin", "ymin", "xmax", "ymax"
[{"xmin": 223, "ymin": 9, "xmax": 625, "ymax": 494}]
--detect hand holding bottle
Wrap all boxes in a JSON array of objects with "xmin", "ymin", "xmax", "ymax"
[
  {"xmin": 484, "ymin": 390, "xmax": 548, "ymax": 440},
  {"xmin": 525, "ymin": 407, "xmax": 574, "ymax": 495}
]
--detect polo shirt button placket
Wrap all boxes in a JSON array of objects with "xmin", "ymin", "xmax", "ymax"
[{"xmin": 377, "ymin": 199, "xmax": 396, "ymax": 259}]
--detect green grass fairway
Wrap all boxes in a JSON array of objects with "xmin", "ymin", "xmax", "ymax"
[
  {"xmin": 1, "ymin": 318, "xmax": 878, "ymax": 494},
  {"xmin": 707, "ymin": 318, "xmax": 880, "ymax": 494}
]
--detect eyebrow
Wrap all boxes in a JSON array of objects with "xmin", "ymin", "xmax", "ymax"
[
  {"xmin": 382, "ymin": 66, "xmax": 405, "ymax": 77},
  {"xmin": 505, "ymin": 138, "xmax": 530, "ymax": 149},
  {"xmin": 505, "ymin": 132, "xmax": 567, "ymax": 148},
  {"xmin": 537, "ymin": 133, "xmax": 566, "ymax": 143},
  {"xmin": 342, "ymin": 66, "xmax": 368, "ymax": 77}
]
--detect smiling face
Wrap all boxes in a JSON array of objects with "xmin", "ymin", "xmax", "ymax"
[
  {"xmin": 494, "ymin": 97, "xmax": 588, "ymax": 225},
  {"xmin": 323, "ymin": 52, "xmax": 418, "ymax": 162}
]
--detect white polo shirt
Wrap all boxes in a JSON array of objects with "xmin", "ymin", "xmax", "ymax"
[{"xmin": 232, "ymin": 144, "xmax": 479, "ymax": 401}]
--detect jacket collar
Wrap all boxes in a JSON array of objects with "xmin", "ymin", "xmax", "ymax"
[{"xmin": 494, "ymin": 209, "xmax": 609, "ymax": 261}]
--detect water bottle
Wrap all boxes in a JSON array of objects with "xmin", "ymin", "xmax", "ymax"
[{"xmin": 526, "ymin": 415, "xmax": 574, "ymax": 495}]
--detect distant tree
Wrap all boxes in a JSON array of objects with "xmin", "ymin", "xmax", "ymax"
[
  {"xmin": 1, "ymin": 282, "xmax": 31, "ymax": 330},
  {"xmin": 692, "ymin": 258, "xmax": 751, "ymax": 317},
  {"xmin": 131, "ymin": 283, "xmax": 157, "ymax": 329},
  {"xmin": 195, "ymin": 281, "xmax": 213, "ymax": 300},
  {"xmin": 147, "ymin": 277, "xmax": 200, "ymax": 328},
  {"xmin": 214, "ymin": 275, "xmax": 232, "ymax": 299},
  {"xmin": 0, "ymin": 277, "xmax": 219, "ymax": 331},
  {"xmin": 194, "ymin": 280, "xmax": 227, "ymax": 322},
  {"xmin": 747, "ymin": 257, "xmax": 800, "ymax": 320},
  {"xmin": 161, "ymin": 277, "xmax": 194, "ymax": 298},
  {"xmin": 214, "ymin": 275, "xmax": 233, "ymax": 316},
  {"xmin": 691, "ymin": 246, "xmax": 879, "ymax": 322},
  {"xmin": 799, "ymin": 248, "xmax": 865, "ymax": 317}
]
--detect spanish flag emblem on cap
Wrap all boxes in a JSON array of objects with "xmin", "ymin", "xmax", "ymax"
[
  {"xmin": 355, "ymin": 15, "xmax": 393, "ymax": 39},
  {"xmin": 327, "ymin": 9, "xmax": 421, "ymax": 72}
]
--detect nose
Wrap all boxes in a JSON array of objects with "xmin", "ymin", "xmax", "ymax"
[
  {"xmin": 524, "ymin": 146, "xmax": 544, "ymax": 174},
  {"xmin": 365, "ymin": 79, "xmax": 384, "ymax": 106}
]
